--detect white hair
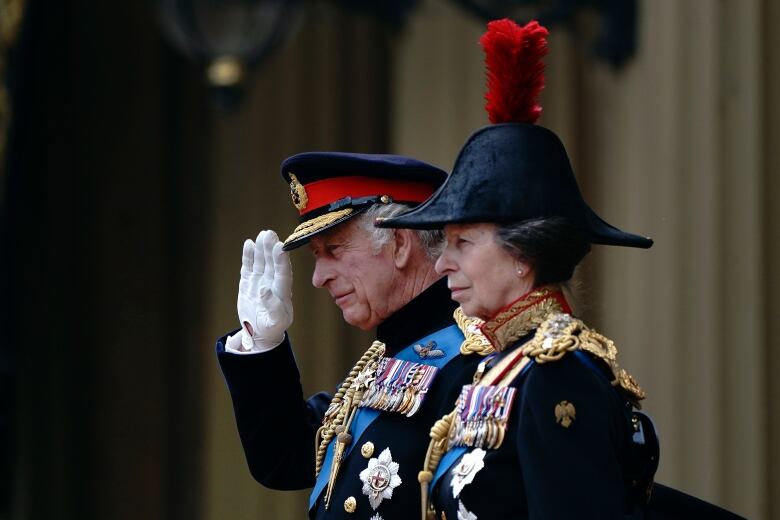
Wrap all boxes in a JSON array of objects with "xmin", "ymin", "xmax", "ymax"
[{"xmin": 358, "ymin": 203, "xmax": 444, "ymax": 260}]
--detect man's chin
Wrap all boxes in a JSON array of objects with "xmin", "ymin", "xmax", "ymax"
[{"xmin": 341, "ymin": 308, "xmax": 378, "ymax": 331}]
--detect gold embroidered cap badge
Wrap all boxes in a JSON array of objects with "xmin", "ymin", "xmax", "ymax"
[{"xmin": 289, "ymin": 173, "xmax": 308, "ymax": 211}]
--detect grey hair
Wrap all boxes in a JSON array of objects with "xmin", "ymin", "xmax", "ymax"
[{"xmin": 358, "ymin": 203, "xmax": 444, "ymax": 260}]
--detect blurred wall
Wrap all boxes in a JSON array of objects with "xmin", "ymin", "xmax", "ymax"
[{"xmin": 6, "ymin": 1, "xmax": 214, "ymax": 519}]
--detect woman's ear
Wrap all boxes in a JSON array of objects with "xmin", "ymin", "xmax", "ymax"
[
  {"xmin": 515, "ymin": 259, "xmax": 534, "ymax": 280},
  {"xmin": 392, "ymin": 229, "xmax": 414, "ymax": 269}
]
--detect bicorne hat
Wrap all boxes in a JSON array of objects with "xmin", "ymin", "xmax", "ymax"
[
  {"xmin": 377, "ymin": 19, "xmax": 652, "ymax": 249},
  {"xmin": 280, "ymin": 152, "xmax": 447, "ymax": 250}
]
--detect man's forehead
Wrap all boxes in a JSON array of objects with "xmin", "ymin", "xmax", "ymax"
[{"xmin": 308, "ymin": 219, "xmax": 368, "ymax": 248}]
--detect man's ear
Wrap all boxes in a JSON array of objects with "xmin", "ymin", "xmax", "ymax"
[{"xmin": 391, "ymin": 229, "xmax": 414, "ymax": 269}]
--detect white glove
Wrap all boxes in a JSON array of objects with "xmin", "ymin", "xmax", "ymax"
[{"xmin": 233, "ymin": 229, "xmax": 294, "ymax": 352}]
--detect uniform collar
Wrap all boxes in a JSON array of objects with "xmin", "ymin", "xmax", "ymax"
[
  {"xmin": 478, "ymin": 286, "xmax": 572, "ymax": 351},
  {"xmin": 377, "ymin": 278, "xmax": 457, "ymax": 355}
]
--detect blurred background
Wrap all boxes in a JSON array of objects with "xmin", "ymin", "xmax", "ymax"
[{"xmin": 1, "ymin": 0, "xmax": 778, "ymax": 518}]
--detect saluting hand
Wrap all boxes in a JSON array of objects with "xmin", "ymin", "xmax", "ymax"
[{"xmin": 236, "ymin": 229, "xmax": 294, "ymax": 352}]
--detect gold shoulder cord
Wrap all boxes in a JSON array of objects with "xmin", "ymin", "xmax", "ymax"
[
  {"xmin": 314, "ymin": 340, "xmax": 385, "ymax": 509},
  {"xmin": 417, "ymin": 312, "xmax": 645, "ymax": 520}
]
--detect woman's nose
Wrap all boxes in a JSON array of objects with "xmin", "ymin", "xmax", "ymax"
[{"xmin": 435, "ymin": 249, "xmax": 454, "ymax": 275}]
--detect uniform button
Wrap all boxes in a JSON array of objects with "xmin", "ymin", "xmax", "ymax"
[
  {"xmin": 344, "ymin": 496, "xmax": 357, "ymax": 513},
  {"xmin": 361, "ymin": 441, "xmax": 375, "ymax": 458}
]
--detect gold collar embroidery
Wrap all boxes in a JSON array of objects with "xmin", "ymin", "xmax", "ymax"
[{"xmin": 478, "ymin": 287, "xmax": 569, "ymax": 351}]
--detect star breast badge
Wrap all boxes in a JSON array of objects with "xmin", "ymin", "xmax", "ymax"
[
  {"xmin": 359, "ymin": 447, "xmax": 402, "ymax": 510},
  {"xmin": 450, "ymin": 448, "xmax": 486, "ymax": 498}
]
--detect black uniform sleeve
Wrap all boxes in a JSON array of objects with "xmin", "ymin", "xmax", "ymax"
[
  {"xmin": 216, "ymin": 332, "xmax": 331, "ymax": 490},
  {"xmin": 515, "ymin": 355, "xmax": 627, "ymax": 520}
]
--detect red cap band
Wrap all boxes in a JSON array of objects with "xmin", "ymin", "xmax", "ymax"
[{"xmin": 300, "ymin": 176, "xmax": 437, "ymax": 215}]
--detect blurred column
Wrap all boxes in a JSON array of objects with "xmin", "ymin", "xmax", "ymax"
[{"xmin": 762, "ymin": 0, "xmax": 780, "ymax": 518}]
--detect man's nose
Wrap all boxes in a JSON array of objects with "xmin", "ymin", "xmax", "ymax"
[{"xmin": 311, "ymin": 258, "xmax": 333, "ymax": 288}]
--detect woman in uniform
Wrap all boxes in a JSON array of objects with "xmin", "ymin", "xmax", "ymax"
[{"xmin": 377, "ymin": 18, "xmax": 656, "ymax": 520}]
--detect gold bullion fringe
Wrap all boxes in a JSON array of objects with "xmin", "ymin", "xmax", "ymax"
[{"xmin": 520, "ymin": 314, "xmax": 646, "ymax": 401}]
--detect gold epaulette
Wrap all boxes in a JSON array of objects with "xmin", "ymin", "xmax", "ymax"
[
  {"xmin": 520, "ymin": 313, "xmax": 645, "ymax": 401},
  {"xmin": 453, "ymin": 307, "xmax": 494, "ymax": 356}
]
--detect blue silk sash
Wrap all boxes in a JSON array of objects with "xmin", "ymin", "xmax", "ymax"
[{"xmin": 309, "ymin": 324, "xmax": 464, "ymax": 511}]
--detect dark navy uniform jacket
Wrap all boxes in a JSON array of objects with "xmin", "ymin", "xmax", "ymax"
[
  {"xmin": 433, "ymin": 342, "xmax": 634, "ymax": 520},
  {"xmin": 430, "ymin": 329, "xmax": 745, "ymax": 520},
  {"xmin": 217, "ymin": 279, "xmax": 483, "ymax": 519}
]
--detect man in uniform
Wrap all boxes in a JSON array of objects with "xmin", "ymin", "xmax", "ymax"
[{"xmin": 216, "ymin": 152, "xmax": 488, "ymax": 519}]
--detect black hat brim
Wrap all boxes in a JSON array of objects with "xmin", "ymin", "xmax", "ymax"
[{"xmin": 376, "ymin": 124, "xmax": 653, "ymax": 249}]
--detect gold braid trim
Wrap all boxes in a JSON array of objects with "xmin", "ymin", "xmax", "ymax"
[
  {"xmin": 519, "ymin": 313, "xmax": 581, "ymax": 363},
  {"xmin": 454, "ymin": 307, "xmax": 494, "ymax": 356},
  {"xmin": 284, "ymin": 208, "xmax": 354, "ymax": 245},
  {"xmin": 479, "ymin": 286, "xmax": 567, "ymax": 351},
  {"xmin": 314, "ymin": 340, "xmax": 385, "ymax": 478}
]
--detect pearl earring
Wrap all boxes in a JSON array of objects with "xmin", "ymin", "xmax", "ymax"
[{"xmin": 516, "ymin": 269, "xmax": 524, "ymax": 277}]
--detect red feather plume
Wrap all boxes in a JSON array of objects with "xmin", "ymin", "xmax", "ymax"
[{"xmin": 479, "ymin": 18, "xmax": 549, "ymax": 125}]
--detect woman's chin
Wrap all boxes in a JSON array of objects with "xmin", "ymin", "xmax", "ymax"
[{"xmin": 458, "ymin": 302, "xmax": 489, "ymax": 321}]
